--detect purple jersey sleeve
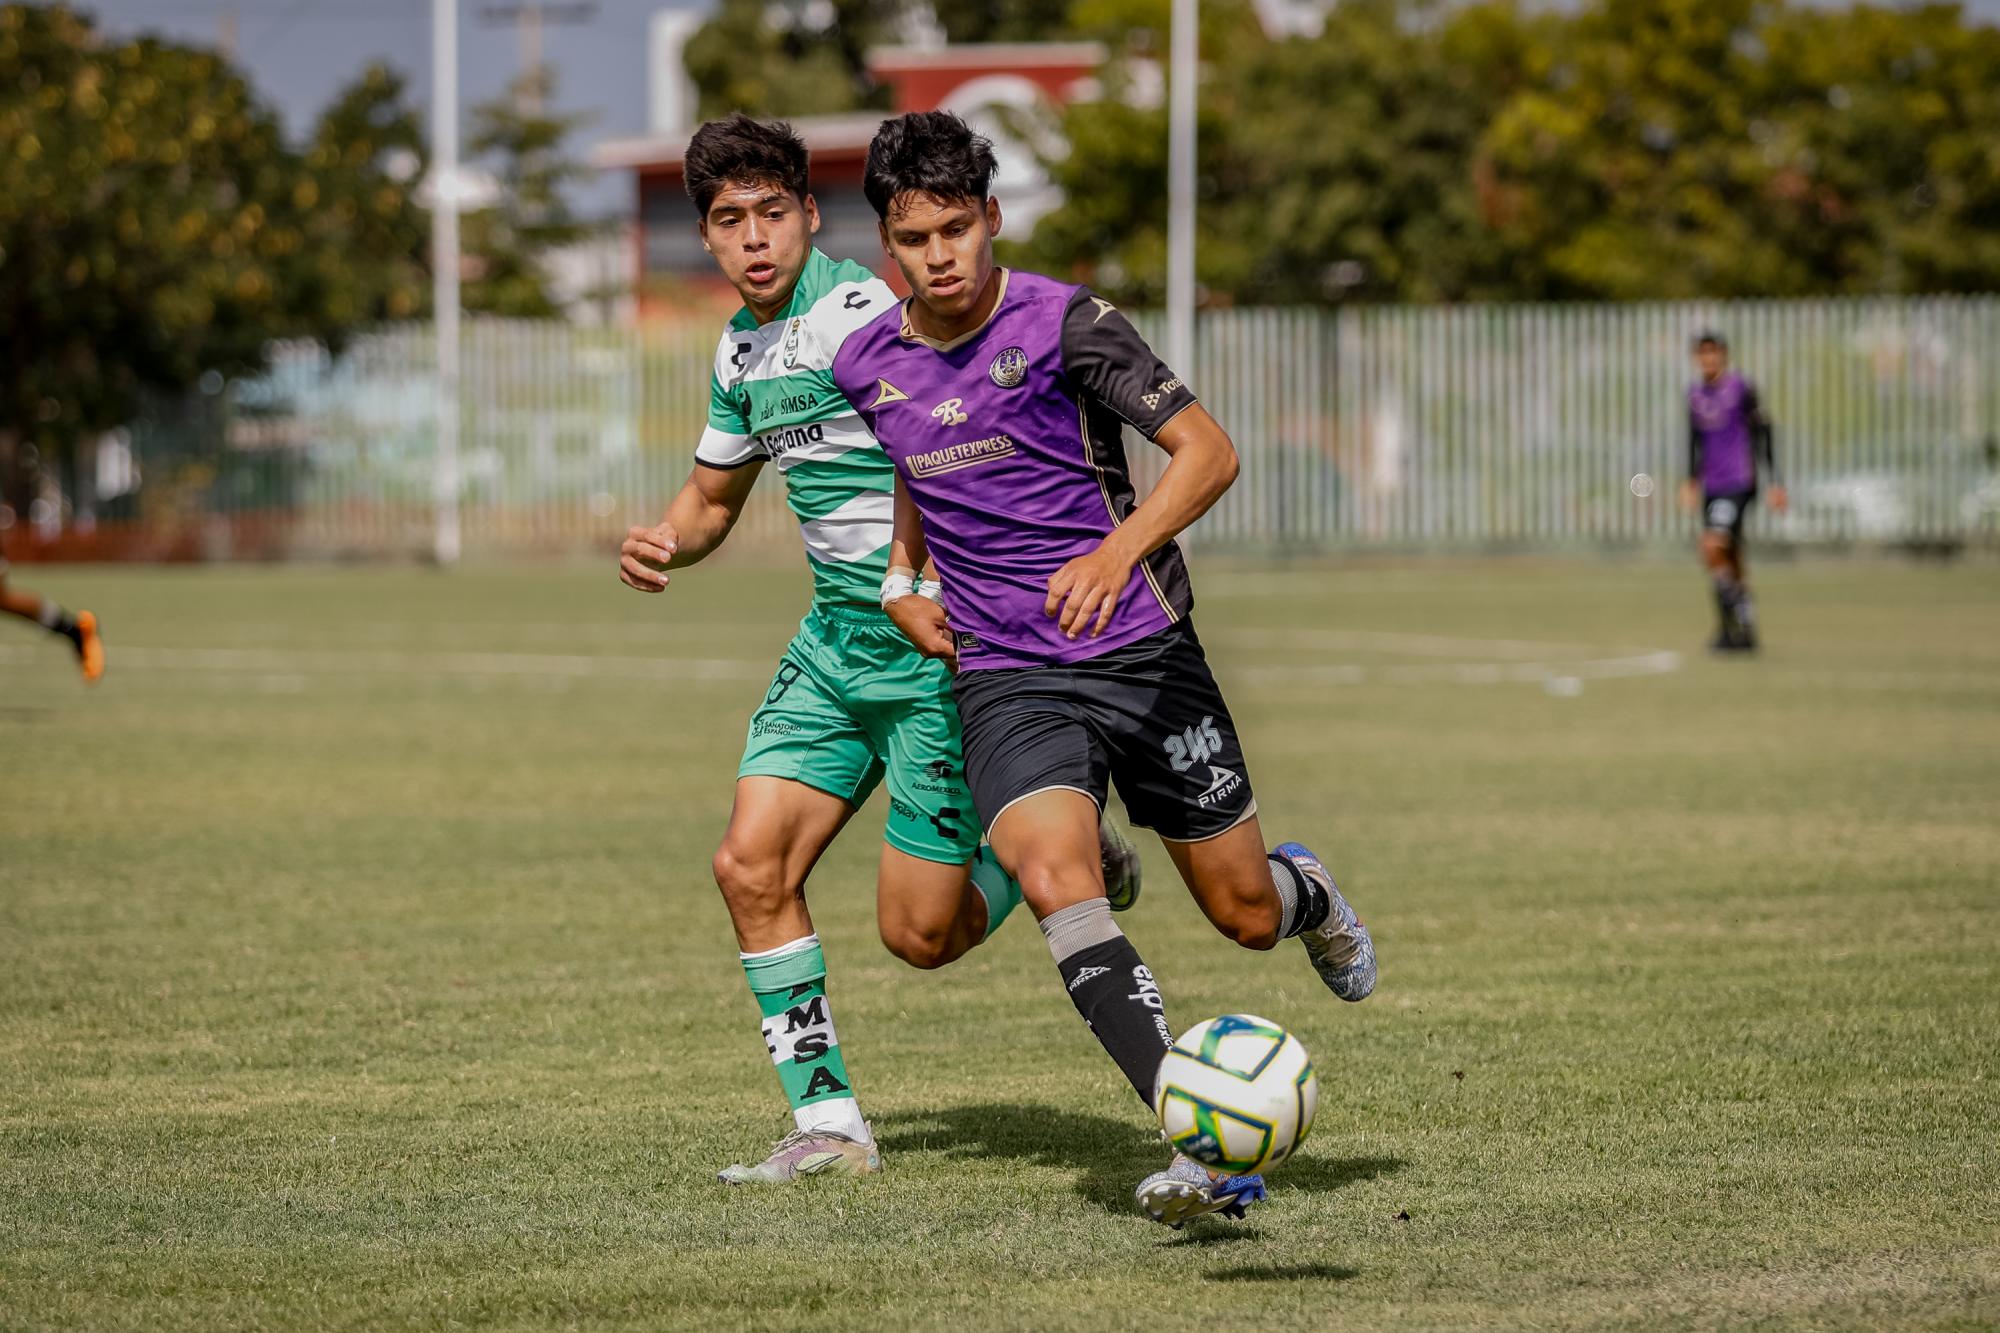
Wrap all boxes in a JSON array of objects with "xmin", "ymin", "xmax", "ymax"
[{"xmin": 1059, "ymin": 290, "xmax": 1197, "ymax": 439}]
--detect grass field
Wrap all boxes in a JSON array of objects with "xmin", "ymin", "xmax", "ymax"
[{"xmin": 3, "ymin": 557, "xmax": 1997, "ymax": 1331}]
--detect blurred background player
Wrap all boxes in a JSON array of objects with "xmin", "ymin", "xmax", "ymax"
[
  {"xmin": 0, "ymin": 554, "xmax": 103, "ymax": 683},
  {"xmin": 1681, "ymin": 332, "xmax": 1787, "ymax": 652},
  {"xmin": 838, "ymin": 112, "xmax": 1376, "ymax": 1228},
  {"xmin": 615, "ymin": 115, "xmax": 1138, "ymax": 1186}
]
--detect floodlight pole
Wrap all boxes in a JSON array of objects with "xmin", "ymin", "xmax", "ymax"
[
  {"xmin": 432, "ymin": 0, "xmax": 463, "ymax": 566},
  {"xmin": 1166, "ymin": 0, "xmax": 1197, "ymax": 383}
]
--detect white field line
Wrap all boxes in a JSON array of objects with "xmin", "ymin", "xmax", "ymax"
[
  {"xmin": 1233, "ymin": 650, "xmax": 1682, "ymax": 688},
  {"xmin": 1224, "ymin": 627, "xmax": 1611, "ymax": 660},
  {"xmin": 0, "ymin": 643, "xmax": 758, "ymax": 682},
  {"xmin": 0, "ymin": 632, "xmax": 1687, "ymax": 690}
]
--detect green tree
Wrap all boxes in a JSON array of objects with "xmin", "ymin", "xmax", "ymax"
[
  {"xmin": 0, "ymin": 5, "xmax": 302, "ymax": 509},
  {"xmin": 1448, "ymin": 0, "xmax": 2000, "ymax": 296},
  {"xmin": 463, "ymin": 65, "xmax": 601, "ymax": 318},
  {"xmin": 938, "ymin": 0, "xmax": 1078, "ymax": 44},
  {"xmin": 1011, "ymin": 0, "xmax": 2000, "ymax": 303},
  {"xmin": 291, "ymin": 63, "xmax": 432, "ymax": 330},
  {"xmin": 683, "ymin": 0, "xmax": 903, "ymax": 120},
  {"xmin": 0, "ymin": 7, "xmax": 457, "ymax": 520},
  {"xmin": 1005, "ymin": 0, "xmax": 1521, "ymax": 304}
]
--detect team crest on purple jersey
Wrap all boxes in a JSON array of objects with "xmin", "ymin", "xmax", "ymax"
[{"xmin": 989, "ymin": 346, "xmax": 1029, "ymax": 388}]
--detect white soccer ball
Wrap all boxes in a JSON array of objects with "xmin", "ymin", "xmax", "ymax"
[{"xmin": 1154, "ymin": 1013, "xmax": 1318, "ymax": 1176}]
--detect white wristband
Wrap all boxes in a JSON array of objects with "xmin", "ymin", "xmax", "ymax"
[
  {"xmin": 917, "ymin": 578, "xmax": 943, "ymax": 602},
  {"xmin": 880, "ymin": 572, "xmax": 917, "ymax": 608}
]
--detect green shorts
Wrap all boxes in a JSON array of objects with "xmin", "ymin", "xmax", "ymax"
[{"xmin": 739, "ymin": 602, "xmax": 979, "ymax": 865}]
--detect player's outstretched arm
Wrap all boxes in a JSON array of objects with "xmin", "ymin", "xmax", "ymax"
[
  {"xmin": 617, "ymin": 461, "xmax": 763, "ymax": 592},
  {"xmin": 1046, "ymin": 404, "xmax": 1239, "ymax": 640},
  {"xmin": 882, "ymin": 474, "xmax": 956, "ymax": 664}
]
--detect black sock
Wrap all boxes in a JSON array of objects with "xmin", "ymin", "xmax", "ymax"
[
  {"xmin": 37, "ymin": 604, "xmax": 79, "ymax": 644},
  {"xmin": 1711, "ymin": 575, "xmax": 1741, "ymax": 639},
  {"xmin": 1053, "ymin": 933, "xmax": 1174, "ymax": 1107},
  {"xmin": 1269, "ymin": 853, "xmax": 1329, "ymax": 939}
]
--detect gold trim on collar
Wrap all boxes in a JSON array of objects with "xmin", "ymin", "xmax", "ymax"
[{"xmin": 899, "ymin": 269, "xmax": 1010, "ymax": 352}]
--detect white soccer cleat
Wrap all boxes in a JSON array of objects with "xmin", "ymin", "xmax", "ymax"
[
  {"xmin": 1135, "ymin": 1153, "xmax": 1267, "ymax": 1228},
  {"xmin": 717, "ymin": 1126, "xmax": 882, "ymax": 1184}
]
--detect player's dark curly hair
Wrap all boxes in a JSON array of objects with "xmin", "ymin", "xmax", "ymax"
[
  {"xmin": 684, "ymin": 113, "xmax": 809, "ymax": 216},
  {"xmin": 861, "ymin": 111, "xmax": 999, "ymax": 219}
]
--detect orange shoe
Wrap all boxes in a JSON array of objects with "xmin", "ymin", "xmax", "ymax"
[{"xmin": 75, "ymin": 610, "xmax": 104, "ymax": 683}]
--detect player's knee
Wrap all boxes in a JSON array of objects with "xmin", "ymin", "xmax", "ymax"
[
  {"xmin": 1699, "ymin": 531, "xmax": 1729, "ymax": 563},
  {"xmin": 1011, "ymin": 855, "xmax": 1100, "ymax": 917},
  {"xmin": 710, "ymin": 842, "xmax": 793, "ymax": 924},
  {"xmin": 880, "ymin": 915, "xmax": 957, "ymax": 970},
  {"xmin": 1215, "ymin": 887, "xmax": 1282, "ymax": 951}
]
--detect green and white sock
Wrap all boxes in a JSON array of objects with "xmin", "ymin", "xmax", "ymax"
[
  {"xmin": 739, "ymin": 934, "xmax": 869, "ymax": 1142},
  {"xmin": 968, "ymin": 843, "xmax": 1023, "ymax": 942}
]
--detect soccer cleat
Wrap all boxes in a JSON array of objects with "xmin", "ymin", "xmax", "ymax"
[
  {"xmin": 1277, "ymin": 841, "xmax": 1377, "ymax": 1002},
  {"xmin": 1135, "ymin": 1153, "xmax": 1267, "ymax": 1228},
  {"xmin": 74, "ymin": 610, "xmax": 104, "ymax": 684},
  {"xmin": 716, "ymin": 1126, "xmax": 882, "ymax": 1185},
  {"xmin": 1099, "ymin": 813, "xmax": 1142, "ymax": 912}
]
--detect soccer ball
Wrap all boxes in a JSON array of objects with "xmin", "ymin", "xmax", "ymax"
[{"xmin": 1154, "ymin": 1014, "xmax": 1318, "ymax": 1175}]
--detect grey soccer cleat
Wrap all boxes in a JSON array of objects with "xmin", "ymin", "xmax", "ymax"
[
  {"xmin": 1135, "ymin": 1153, "xmax": 1268, "ymax": 1228},
  {"xmin": 717, "ymin": 1127, "xmax": 882, "ymax": 1184},
  {"xmin": 1100, "ymin": 814, "xmax": 1143, "ymax": 912},
  {"xmin": 1275, "ymin": 841, "xmax": 1377, "ymax": 1002}
]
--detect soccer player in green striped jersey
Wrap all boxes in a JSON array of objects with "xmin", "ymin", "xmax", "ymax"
[{"xmin": 617, "ymin": 115, "xmax": 1139, "ymax": 1185}]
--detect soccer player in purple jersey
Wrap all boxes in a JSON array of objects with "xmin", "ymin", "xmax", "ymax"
[
  {"xmin": 831, "ymin": 112, "xmax": 1379, "ymax": 1228},
  {"xmin": 1680, "ymin": 332, "xmax": 1786, "ymax": 652}
]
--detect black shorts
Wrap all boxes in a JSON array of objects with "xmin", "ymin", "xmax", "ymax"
[
  {"xmin": 948, "ymin": 622, "xmax": 1256, "ymax": 842},
  {"xmin": 1703, "ymin": 489, "xmax": 1756, "ymax": 541}
]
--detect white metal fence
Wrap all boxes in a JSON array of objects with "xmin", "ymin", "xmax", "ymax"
[{"xmin": 73, "ymin": 297, "xmax": 2000, "ymax": 562}]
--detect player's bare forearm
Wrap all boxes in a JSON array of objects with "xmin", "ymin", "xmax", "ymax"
[
  {"xmin": 659, "ymin": 481, "xmax": 737, "ymax": 566},
  {"xmin": 618, "ymin": 462, "xmax": 761, "ymax": 592},
  {"xmin": 1102, "ymin": 404, "xmax": 1239, "ymax": 566},
  {"xmin": 884, "ymin": 477, "xmax": 957, "ymax": 662},
  {"xmin": 890, "ymin": 474, "xmax": 930, "ymax": 575}
]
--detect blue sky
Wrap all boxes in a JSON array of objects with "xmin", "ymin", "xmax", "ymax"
[{"xmin": 78, "ymin": 0, "xmax": 698, "ymax": 215}]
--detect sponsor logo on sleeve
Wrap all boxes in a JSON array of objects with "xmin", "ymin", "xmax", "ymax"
[
  {"xmin": 1090, "ymin": 296, "xmax": 1118, "ymax": 323},
  {"xmin": 1141, "ymin": 377, "xmax": 1186, "ymax": 410}
]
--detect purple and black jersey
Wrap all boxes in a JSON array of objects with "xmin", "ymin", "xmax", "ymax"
[
  {"xmin": 832, "ymin": 270, "xmax": 1199, "ymax": 671},
  {"xmin": 1688, "ymin": 371, "xmax": 1778, "ymax": 495}
]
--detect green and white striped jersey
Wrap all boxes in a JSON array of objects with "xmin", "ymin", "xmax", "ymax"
[{"xmin": 697, "ymin": 250, "xmax": 898, "ymax": 609}]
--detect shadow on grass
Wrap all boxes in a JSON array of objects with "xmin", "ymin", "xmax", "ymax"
[
  {"xmin": 1206, "ymin": 1262, "xmax": 1360, "ymax": 1283},
  {"xmin": 875, "ymin": 1102, "xmax": 1402, "ymax": 1217}
]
